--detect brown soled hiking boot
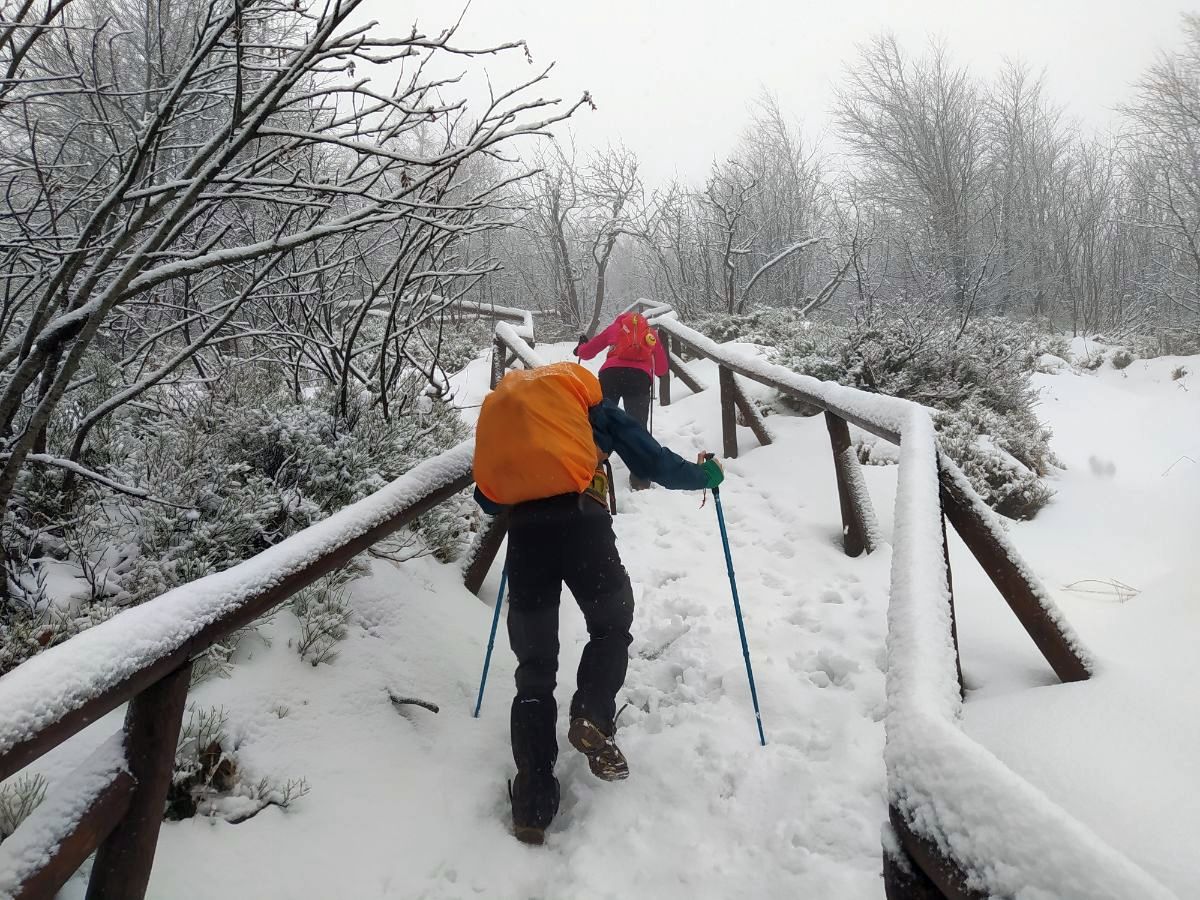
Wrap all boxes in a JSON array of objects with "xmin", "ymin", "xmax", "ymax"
[
  {"xmin": 509, "ymin": 770, "xmax": 559, "ymax": 846},
  {"xmin": 568, "ymin": 717, "xmax": 630, "ymax": 781}
]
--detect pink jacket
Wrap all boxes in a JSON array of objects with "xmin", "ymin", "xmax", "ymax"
[{"xmin": 577, "ymin": 317, "xmax": 669, "ymax": 378}]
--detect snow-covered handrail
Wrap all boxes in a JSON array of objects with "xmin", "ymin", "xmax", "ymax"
[
  {"xmin": 626, "ymin": 299, "xmax": 1161, "ymax": 898},
  {"xmin": 885, "ymin": 413, "xmax": 1171, "ymax": 899},
  {"xmin": 0, "ymin": 299, "xmax": 1157, "ymax": 900},
  {"xmin": 485, "ymin": 312, "xmax": 547, "ymax": 391},
  {"xmin": 493, "ymin": 321, "xmax": 544, "ymax": 370},
  {"xmin": 454, "ymin": 299, "xmax": 535, "ymax": 341}
]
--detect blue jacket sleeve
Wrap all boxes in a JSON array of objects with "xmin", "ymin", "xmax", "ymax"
[{"xmin": 589, "ymin": 400, "xmax": 709, "ymax": 490}]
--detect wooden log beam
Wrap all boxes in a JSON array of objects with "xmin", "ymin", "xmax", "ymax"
[
  {"xmin": 729, "ymin": 373, "xmax": 772, "ymax": 448},
  {"xmin": 889, "ymin": 807, "xmax": 988, "ymax": 900},
  {"xmin": 0, "ymin": 470, "xmax": 473, "ymax": 784},
  {"xmin": 667, "ymin": 351, "xmax": 705, "ymax": 395},
  {"xmin": 87, "ymin": 663, "xmax": 192, "ymax": 900},
  {"xmin": 941, "ymin": 506, "xmax": 965, "ymax": 700},
  {"xmin": 938, "ymin": 464, "xmax": 1090, "ymax": 684},
  {"xmin": 7, "ymin": 770, "xmax": 133, "ymax": 900},
  {"xmin": 883, "ymin": 839, "xmax": 950, "ymax": 900}
]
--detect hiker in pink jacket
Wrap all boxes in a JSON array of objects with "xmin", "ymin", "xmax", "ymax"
[{"xmin": 575, "ymin": 311, "xmax": 669, "ymax": 488}]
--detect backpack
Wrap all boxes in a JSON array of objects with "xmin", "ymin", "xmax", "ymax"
[
  {"xmin": 473, "ymin": 362, "xmax": 604, "ymax": 506},
  {"xmin": 610, "ymin": 312, "xmax": 658, "ymax": 363}
]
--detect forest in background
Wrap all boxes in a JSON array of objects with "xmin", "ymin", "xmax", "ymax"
[{"xmin": 1, "ymin": 0, "xmax": 1197, "ymax": 700}]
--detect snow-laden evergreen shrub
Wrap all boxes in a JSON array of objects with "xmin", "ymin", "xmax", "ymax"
[
  {"xmin": 110, "ymin": 369, "xmax": 471, "ymax": 609},
  {"xmin": 1110, "ymin": 348, "xmax": 1134, "ymax": 370},
  {"xmin": 292, "ymin": 576, "xmax": 351, "ymax": 666},
  {"xmin": 697, "ymin": 307, "xmax": 1059, "ymax": 519},
  {"xmin": 0, "ymin": 362, "xmax": 473, "ymax": 678}
]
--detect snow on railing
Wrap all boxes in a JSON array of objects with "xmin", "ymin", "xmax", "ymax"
[
  {"xmin": 0, "ymin": 443, "xmax": 474, "ymax": 897},
  {"xmin": 0, "ymin": 298, "xmax": 1158, "ymax": 900},
  {"xmin": 886, "ymin": 412, "xmax": 1172, "ymax": 899},
  {"xmin": 493, "ymin": 321, "xmax": 544, "ymax": 370},
  {"xmin": 453, "ymin": 299, "xmax": 535, "ymax": 341},
  {"xmin": 0, "ymin": 734, "xmax": 130, "ymax": 898},
  {"xmin": 629, "ymin": 300, "xmax": 1165, "ymax": 898}
]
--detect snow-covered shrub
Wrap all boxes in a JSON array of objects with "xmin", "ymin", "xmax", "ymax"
[
  {"xmin": 109, "ymin": 369, "xmax": 471, "ymax": 609},
  {"xmin": 1, "ymin": 361, "xmax": 472, "ymax": 679},
  {"xmin": 170, "ymin": 704, "xmax": 309, "ymax": 823},
  {"xmin": 0, "ymin": 773, "xmax": 47, "ymax": 840},
  {"xmin": 1131, "ymin": 329, "xmax": 1200, "ymax": 359},
  {"xmin": 697, "ymin": 306, "xmax": 1058, "ymax": 518},
  {"xmin": 424, "ymin": 318, "xmax": 490, "ymax": 375},
  {"xmin": 292, "ymin": 577, "xmax": 351, "ymax": 666},
  {"xmin": 1110, "ymin": 349, "xmax": 1134, "ymax": 370}
]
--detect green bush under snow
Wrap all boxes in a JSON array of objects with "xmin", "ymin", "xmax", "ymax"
[{"xmin": 697, "ymin": 306, "xmax": 1063, "ymax": 520}]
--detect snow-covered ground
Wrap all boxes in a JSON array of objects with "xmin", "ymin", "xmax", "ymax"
[
  {"xmin": 21, "ymin": 339, "xmax": 1196, "ymax": 898},
  {"xmin": 956, "ymin": 348, "xmax": 1200, "ymax": 897}
]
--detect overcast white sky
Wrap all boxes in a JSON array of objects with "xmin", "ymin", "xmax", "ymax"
[{"xmin": 359, "ymin": 0, "xmax": 1193, "ymax": 183}]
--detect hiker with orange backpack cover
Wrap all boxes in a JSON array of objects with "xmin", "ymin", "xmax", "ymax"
[
  {"xmin": 576, "ymin": 311, "xmax": 668, "ymax": 488},
  {"xmin": 473, "ymin": 361, "xmax": 724, "ymax": 845}
]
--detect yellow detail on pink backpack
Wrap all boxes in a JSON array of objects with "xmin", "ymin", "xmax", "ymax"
[
  {"xmin": 473, "ymin": 362, "xmax": 604, "ymax": 505},
  {"xmin": 611, "ymin": 312, "xmax": 657, "ymax": 363}
]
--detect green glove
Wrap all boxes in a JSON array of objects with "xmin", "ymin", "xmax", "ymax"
[{"xmin": 701, "ymin": 458, "xmax": 724, "ymax": 489}]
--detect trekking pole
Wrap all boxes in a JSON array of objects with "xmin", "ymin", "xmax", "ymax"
[
  {"xmin": 706, "ymin": 455, "xmax": 766, "ymax": 746},
  {"xmin": 649, "ymin": 379, "xmax": 655, "ymax": 437},
  {"xmin": 472, "ymin": 561, "xmax": 507, "ymax": 718}
]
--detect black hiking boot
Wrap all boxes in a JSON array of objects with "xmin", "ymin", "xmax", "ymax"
[
  {"xmin": 629, "ymin": 474, "xmax": 652, "ymax": 491},
  {"xmin": 509, "ymin": 770, "xmax": 559, "ymax": 845},
  {"xmin": 568, "ymin": 717, "xmax": 630, "ymax": 781}
]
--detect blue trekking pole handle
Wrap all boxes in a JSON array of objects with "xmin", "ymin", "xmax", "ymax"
[
  {"xmin": 706, "ymin": 455, "xmax": 766, "ymax": 746},
  {"xmin": 473, "ymin": 562, "xmax": 507, "ymax": 718}
]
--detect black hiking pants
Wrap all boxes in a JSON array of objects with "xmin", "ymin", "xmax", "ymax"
[
  {"xmin": 506, "ymin": 493, "xmax": 634, "ymax": 785},
  {"xmin": 599, "ymin": 366, "xmax": 652, "ymax": 430}
]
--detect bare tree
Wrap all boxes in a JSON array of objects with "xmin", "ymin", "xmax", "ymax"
[
  {"xmin": 0, "ymin": 0, "xmax": 586, "ymax": 582},
  {"xmin": 836, "ymin": 35, "xmax": 995, "ymax": 322}
]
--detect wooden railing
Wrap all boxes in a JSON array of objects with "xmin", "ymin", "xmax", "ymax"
[
  {"xmin": 620, "ymin": 300, "xmax": 1169, "ymax": 900},
  {"xmin": 0, "ymin": 299, "xmax": 1171, "ymax": 899},
  {"xmin": 0, "ymin": 448, "xmax": 474, "ymax": 898}
]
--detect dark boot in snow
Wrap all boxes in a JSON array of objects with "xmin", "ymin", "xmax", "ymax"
[
  {"xmin": 568, "ymin": 717, "xmax": 629, "ymax": 781},
  {"xmin": 509, "ymin": 769, "xmax": 559, "ymax": 845}
]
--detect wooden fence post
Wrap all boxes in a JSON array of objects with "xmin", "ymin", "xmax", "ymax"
[
  {"xmin": 658, "ymin": 356, "xmax": 671, "ymax": 407},
  {"xmin": 462, "ymin": 509, "xmax": 510, "ymax": 596},
  {"xmin": 719, "ymin": 366, "xmax": 738, "ymax": 459},
  {"xmin": 824, "ymin": 412, "xmax": 875, "ymax": 557},
  {"xmin": 87, "ymin": 662, "xmax": 192, "ymax": 900},
  {"xmin": 489, "ymin": 337, "xmax": 505, "ymax": 389}
]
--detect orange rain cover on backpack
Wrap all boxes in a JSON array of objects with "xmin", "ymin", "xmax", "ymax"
[
  {"xmin": 610, "ymin": 312, "xmax": 657, "ymax": 363},
  {"xmin": 474, "ymin": 362, "xmax": 604, "ymax": 505}
]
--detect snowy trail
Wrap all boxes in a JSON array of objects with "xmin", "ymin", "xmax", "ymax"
[
  {"xmin": 84, "ymin": 343, "xmax": 894, "ymax": 899},
  {"xmin": 36, "ymin": 340, "xmax": 1193, "ymax": 898}
]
